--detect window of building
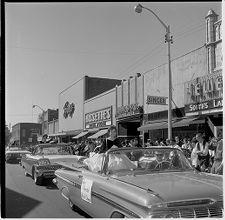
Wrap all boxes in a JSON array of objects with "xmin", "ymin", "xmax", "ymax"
[
  {"xmin": 207, "ymin": 48, "xmax": 210, "ymax": 72},
  {"xmin": 206, "ymin": 19, "xmax": 209, "ymax": 43},
  {"xmin": 22, "ymin": 129, "xmax": 26, "ymax": 137},
  {"xmin": 215, "ymin": 24, "xmax": 220, "ymax": 41}
]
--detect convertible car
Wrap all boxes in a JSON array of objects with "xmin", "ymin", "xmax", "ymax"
[
  {"xmin": 21, "ymin": 143, "xmax": 85, "ymax": 185},
  {"xmin": 53, "ymin": 147, "xmax": 223, "ymax": 218},
  {"xmin": 5, "ymin": 149, "xmax": 31, "ymax": 163}
]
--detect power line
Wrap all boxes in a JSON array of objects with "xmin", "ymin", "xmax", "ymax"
[{"xmin": 115, "ymin": 23, "xmax": 206, "ymax": 78}]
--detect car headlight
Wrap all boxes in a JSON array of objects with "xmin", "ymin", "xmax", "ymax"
[{"xmin": 38, "ymin": 159, "xmax": 51, "ymax": 165}]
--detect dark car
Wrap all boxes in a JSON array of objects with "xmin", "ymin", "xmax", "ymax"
[{"xmin": 6, "ymin": 149, "xmax": 31, "ymax": 164}]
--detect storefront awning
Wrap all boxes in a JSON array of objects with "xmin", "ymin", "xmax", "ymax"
[
  {"xmin": 65, "ymin": 129, "xmax": 83, "ymax": 136},
  {"xmin": 172, "ymin": 117, "xmax": 205, "ymax": 128},
  {"xmin": 72, "ymin": 131, "xmax": 88, "ymax": 139},
  {"xmin": 48, "ymin": 132, "xmax": 66, "ymax": 137},
  {"xmin": 138, "ymin": 121, "xmax": 168, "ymax": 132},
  {"xmin": 88, "ymin": 129, "xmax": 108, "ymax": 139}
]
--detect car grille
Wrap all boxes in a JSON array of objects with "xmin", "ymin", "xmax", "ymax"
[
  {"xmin": 38, "ymin": 165, "xmax": 62, "ymax": 171},
  {"xmin": 168, "ymin": 202, "xmax": 223, "ymax": 218}
]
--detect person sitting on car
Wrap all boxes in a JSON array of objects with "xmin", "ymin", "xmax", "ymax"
[
  {"xmin": 98, "ymin": 126, "xmax": 122, "ymax": 153},
  {"xmin": 146, "ymin": 151, "xmax": 171, "ymax": 170}
]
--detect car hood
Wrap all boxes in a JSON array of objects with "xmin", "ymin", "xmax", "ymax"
[
  {"xmin": 28, "ymin": 155, "xmax": 81, "ymax": 164},
  {"xmin": 115, "ymin": 171, "xmax": 223, "ymax": 203}
]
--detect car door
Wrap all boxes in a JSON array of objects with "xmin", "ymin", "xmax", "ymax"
[{"xmin": 24, "ymin": 148, "xmax": 39, "ymax": 175}]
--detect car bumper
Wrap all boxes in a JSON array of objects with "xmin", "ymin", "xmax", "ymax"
[{"xmin": 36, "ymin": 170, "xmax": 56, "ymax": 178}]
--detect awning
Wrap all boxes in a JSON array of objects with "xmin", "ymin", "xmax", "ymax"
[
  {"xmin": 88, "ymin": 129, "xmax": 108, "ymax": 139},
  {"xmin": 172, "ymin": 117, "xmax": 205, "ymax": 128},
  {"xmin": 138, "ymin": 121, "xmax": 168, "ymax": 132},
  {"xmin": 48, "ymin": 132, "xmax": 66, "ymax": 137},
  {"xmin": 72, "ymin": 131, "xmax": 88, "ymax": 139},
  {"xmin": 65, "ymin": 129, "xmax": 83, "ymax": 136}
]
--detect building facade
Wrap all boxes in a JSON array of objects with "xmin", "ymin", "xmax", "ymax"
[
  {"xmin": 57, "ymin": 75, "xmax": 121, "ymax": 142},
  {"xmin": 11, "ymin": 123, "xmax": 42, "ymax": 146},
  {"xmin": 138, "ymin": 9, "xmax": 222, "ymax": 142},
  {"xmin": 115, "ymin": 73, "xmax": 144, "ymax": 141},
  {"xmin": 82, "ymin": 88, "xmax": 116, "ymax": 141}
]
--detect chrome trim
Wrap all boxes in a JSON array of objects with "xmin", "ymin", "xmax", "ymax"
[
  {"xmin": 92, "ymin": 191, "xmax": 140, "ymax": 218},
  {"xmin": 55, "ymin": 174, "xmax": 139, "ymax": 218}
]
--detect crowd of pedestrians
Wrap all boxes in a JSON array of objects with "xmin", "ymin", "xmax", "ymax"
[
  {"xmin": 142, "ymin": 132, "xmax": 223, "ymax": 175},
  {"xmin": 68, "ymin": 127, "xmax": 223, "ymax": 175},
  {"xmin": 12, "ymin": 125, "xmax": 222, "ymax": 176}
]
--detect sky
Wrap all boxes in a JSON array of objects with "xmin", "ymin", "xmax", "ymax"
[{"xmin": 5, "ymin": 2, "xmax": 222, "ymax": 129}]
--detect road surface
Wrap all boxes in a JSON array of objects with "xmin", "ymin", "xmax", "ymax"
[{"xmin": 5, "ymin": 162, "xmax": 88, "ymax": 218}]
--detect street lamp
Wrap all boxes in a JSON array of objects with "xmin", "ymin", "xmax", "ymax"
[
  {"xmin": 134, "ymin": 4, "xmax": 173, "ymax": 140},
  {"xmin": 33, "ymin": 104, "xmax": 45, "ymax": 135},
  {"xmin": 32, "ymin": 104, "xmax": 44, "ymax": 112}
]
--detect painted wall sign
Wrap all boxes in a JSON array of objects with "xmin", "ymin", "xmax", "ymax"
[
  {"xmin": 81, "ymin": 178, "xmax": 93, "ymax": 203},
  {"xmin": 185, "ymin": 98, "xmax": 223, "ymax": 113},
  {"xmin": 184, "ymin": 70, "xmax": 222, "ymax": 104},
  {"xmin": 115, "ymin": 104, "xmax": 143, "ymax": 119},
  {"xmin": 146, "ymin": 95, "xmax": 167, "ymax": 105},
  {"xmin": 85, "ymin": 106, "xmax": 112, "ymax": 129},
  {"xmin": 63, "ymin": 101, "xmax": 75, "ymax": 119}
]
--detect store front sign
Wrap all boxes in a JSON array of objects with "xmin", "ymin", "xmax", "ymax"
[
  {"xmin": 185, "ymin": 71, "xmax": 222, "ymax": 103},
  {"xmin": 146, "ymin": 95, "xmax": 167, "ymax": 105},
  {"xmin": 116, "ymin": 104, "xmax": 143, "ymax": 119},
  {"xmin": 185, "ymin": 98, "xmax": 222, "ymax": 113},
  {"xmin": 85, "ymin": 106, "xmax": 112, "ymax": 129},
  {"xmin": 63, "ymin": 101, "xmax": 75, "ymax": 119},
  {"xmin": 184, "ymin": 71, "xmax": 223, "ymax": 114}
]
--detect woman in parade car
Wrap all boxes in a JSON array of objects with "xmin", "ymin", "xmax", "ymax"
[{"xmin": 98, "ymin": 125, "xmax": 122, "ymax": 153}]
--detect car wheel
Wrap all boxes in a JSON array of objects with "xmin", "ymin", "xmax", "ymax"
[
  {"xmin": 110, "ymin": 212, "xmax": 125, "ymax": 218},
  {"xmin": 25, "ymin": 170, "xmax": 29, "ymax": 176},
  {"xmin": 33, "ymin": 170, "xmax": 43, "ymax": 185}
]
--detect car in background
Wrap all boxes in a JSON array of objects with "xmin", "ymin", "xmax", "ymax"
[
  {"xmin": 53, "ymin": 147, "xmax": 223, "ymax": 218},
  {"xmin": 21, "ymin": 143, "xmax": 85, "ymax": 185},
  {"xmin": 6, "ymin": 149, "xmax": 31, "ymax": 164}
]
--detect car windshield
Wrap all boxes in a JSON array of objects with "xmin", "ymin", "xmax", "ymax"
[
  {"xmin": 35, "ymin": 145, "xmax": 72, "ymax": 155},
  {"xmin": 106, "ymin": 147, "xmax": 193, "ymax": 174}
]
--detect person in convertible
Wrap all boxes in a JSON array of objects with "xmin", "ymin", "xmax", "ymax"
[{"xmin": 146, "ymin": 150, "xmax": 171, "ymax": 170}]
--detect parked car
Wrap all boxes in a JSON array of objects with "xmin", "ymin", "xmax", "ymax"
[
  {"xmin": 53, "ymin": 147, "xmax": 223, "ymax": 218},
  {"xmin": 5, "ymin": 149, "xmax": 31, "ymax": 164},
  {"xmin": 21, "ymin": 143, "xmax": 85, "ymax": 185}
]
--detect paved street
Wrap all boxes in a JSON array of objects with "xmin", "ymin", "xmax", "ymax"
[{"xmin": 5, "ymin": 162, "xmax": 87, "ymax": 218}]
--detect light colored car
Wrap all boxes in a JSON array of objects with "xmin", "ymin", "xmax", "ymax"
[
  {"xmin": 53, "ymin": 147, "xmax": 223, "ymax": 218},
  {"xmin": 6, "ymin": 149, "xmax": 31, "ymax": 163},
  {"xmin": 21, "ymin": 143, "xmax": 85, "ymax": 185}
]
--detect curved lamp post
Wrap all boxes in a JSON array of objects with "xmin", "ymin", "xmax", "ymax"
[
  {"xmin": 32, "ymin": 104, "xmax": 44, "ymax": 112},
  {"xmin": 33, "ymin": 104, "xmax": 45, "ymax": 135},
  {"xmin": 134, "ymin": 4, "xmax": 173, "ymax": 140}
]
